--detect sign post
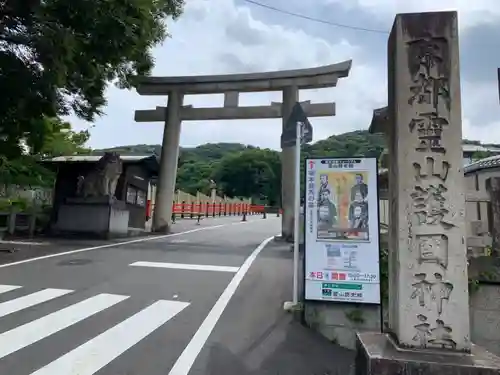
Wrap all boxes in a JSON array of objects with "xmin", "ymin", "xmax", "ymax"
[
  {"xmin": 303, "ymin": 157, "xmax": 381, "ymax": 304},
  {"xmin": 282, "ymin": 103, "xmax": 313, "ymax": 310}
]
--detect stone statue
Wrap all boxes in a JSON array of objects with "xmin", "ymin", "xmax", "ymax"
[{"xmin": 77, "ymin": 152, "xmax": 123, "ymax": 198}]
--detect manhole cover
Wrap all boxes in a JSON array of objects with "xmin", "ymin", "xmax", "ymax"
[
  {"xmin": 58, "ymin": 259, "xmax": 93, "ymax": 266},
  {"xmin": 170, "ymin": 239, "xmax": 188, "ymax": 243},
  {"xmin": 0, "ymin": 247, "xmax": 18, "ymax": 253}
]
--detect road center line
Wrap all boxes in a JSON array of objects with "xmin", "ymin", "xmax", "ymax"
[
  {"xmin": 130, "ymin": 261, "xmax": 239, "ymax": 273},
  {"xmin": 0, "ymin": 218, "xmax": 265, "ymax": 269},
  {"xmin": 167, "ymin": 234, "xmax": 277, "ymax": 375}
]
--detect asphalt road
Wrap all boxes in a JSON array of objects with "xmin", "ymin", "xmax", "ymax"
[{"xmin": 0, "ymin": 215, "xmax": 354, "ymax": 375}]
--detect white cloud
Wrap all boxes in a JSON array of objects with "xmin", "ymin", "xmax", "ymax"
[
  {"xmin": 462, "ymin": 80, "xmax": 500, "ymax": 142},
  {"xmin": 71, "ymin": 0, "xmax": 383, "ymax": 150},
  {"xmin": 69, "ymin": 0, "xmax": 500, "ymax": 151},
  {"xmin": 323, "ymin": 0, "xmax": 500, "ymax": 29},
  {"xmin": 462, "ymin": 118, "xmax": 500, "ymax": 143}
]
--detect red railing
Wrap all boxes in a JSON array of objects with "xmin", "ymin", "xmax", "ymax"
[
  {"xmin": 172, "ymin": 202, "xmax": 248, "ymax": 216},
  {"xmin": 170, "ymin": 203, "xmax": 282, "ymax": 216},
  {"xmin": 147, "ymin": 201, "xmax": 283, "ymax": 218}
]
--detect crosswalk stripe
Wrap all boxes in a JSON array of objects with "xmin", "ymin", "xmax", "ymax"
[
  {"xmin": 0, "ymin": 288, "xmax": 73, "ymax": 318},
  {"xmin": 30, "ymin": 299, "xmax": 190, "ymax": 375},
  {"xmin": 0, "ymin": 285, "xmax": 22, "ymax": 294},
  {"xmin": 0, "ymin": 293, "xmax": 128, "ymax": 359},
  {"xmin": 130, "ymin": 261, "xmax": 240, "ymax": 273}
]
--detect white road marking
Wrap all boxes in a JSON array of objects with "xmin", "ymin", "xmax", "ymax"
[
  {"xmin": 0, "ymin": 293, "xmax": 128, "ymax": 359},
  {"xmin": 0, "ymin": 284, "xmax": 22, "ymax": 294},
  {"xmin": 0, "ymin": 217, "xmax": 273, "ymax": 269},
  {"xmin": 0, "ymin": 288, "xmax": 73, "ymax": 318},
  {"xmin": 30, "ymin": 300, "xmax": 190, "ymax": 375},
  {"xmin": 130, "ymin": 261, "xmax": 239, "ymax": 273},
  {"xmin": 168, "ymin": 234, "xmax": 277, "ymax": 375},
  {"xmin": 0, "ymin": 223, "xmax": 231, "ymax": 269},
  {"xmin": 0, "ymin": 241, "xmax": 48, "ymax": 245}
]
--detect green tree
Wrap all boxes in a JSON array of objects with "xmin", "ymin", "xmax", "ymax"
[
  {"xmin": 176, "ymin": 161, "xmax": 217, "ymax": 196},
  {"xmin": 0, "ymin": 0, "xmax": 184, "ymax": 157},
  {"xmin": 27, "ymin": 117, "xmax": 91, "ymax": 157},
  {"xmin": 471, "ymin": 151, "xmax": 494, "ymax": 161},
  {"xmin": 302, "ymin": 130, "xmax": 385, "ymax": 159},
  {"xmin": 0, "ymin": 117, "xmax": 90, "ymax": 192},
  {"xmin": 213, "ymin": 149, "xmax": 281, "ymax": 205},
  {"xmin": 0, "ymin": 156, "xmax": 55, "ymax": 188},
  {"xmin": 175, "ymin": 143, "xmax": 253, "ymax": 195},
  {"xmin": 94, "ymin": 131, "xmax": 387, "ymax": 200}
]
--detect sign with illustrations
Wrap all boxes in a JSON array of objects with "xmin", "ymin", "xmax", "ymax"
[{"xmin": 304, "ymin": 157, "xmax": 381, "ymax": 304}]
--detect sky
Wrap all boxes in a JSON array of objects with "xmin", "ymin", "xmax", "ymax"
[{"xmin": 67, "ymin": 0, "xmax": 500, "ymax": 150}]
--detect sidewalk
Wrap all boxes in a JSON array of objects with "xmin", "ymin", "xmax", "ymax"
[{"xmin": 199, "ymin": 241, "xmax": 356, "ymax": 375}]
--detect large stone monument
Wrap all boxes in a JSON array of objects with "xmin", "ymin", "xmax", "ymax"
[
  {"xmin": 356, "ymin": 11, "xmax": 500, "ymax": 374},
  {"xmin": 54, "ymin": 152, "xmax": 130, "ymax": 238},
  {"xmin": 134, "ymin": 63, "xmax": 352, "ymax": 234}
]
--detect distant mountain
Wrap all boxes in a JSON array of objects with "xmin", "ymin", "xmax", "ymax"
[
  {"xmin": 94, "ymin": 131, "xmax": 493, "ymax": 196},
  {"xmin": 94, "ymin": 142, "xmax": 254, "ymax": 159},
  {"xmin": 96, "ymin": 131, "xmax": 386, "ymax": 159}
]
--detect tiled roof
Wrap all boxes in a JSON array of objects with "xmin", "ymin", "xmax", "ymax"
[{"xmin": 464, "ymin": 155, "xmax": 500, "ymax": 174}]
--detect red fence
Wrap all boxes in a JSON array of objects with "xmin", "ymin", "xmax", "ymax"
[
  {"xmin": 172, "ymin": 202, "xmax": 262, "ymax": 217},
  {"xmin": 146, "ymin": 201, "xmax": 282, "ymax": 220}
]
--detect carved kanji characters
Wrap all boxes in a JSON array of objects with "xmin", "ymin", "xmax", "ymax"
[
  {"xmin": 413, "ymin": 314, "xmax": 432, "ymax": 347},
  {"xmin": 430, "ymin": 273, "xmax": 453, "ymax": 314},
  {"xmin": 411, "ymin": 273, "xmax": 432, "ymax": 307}
]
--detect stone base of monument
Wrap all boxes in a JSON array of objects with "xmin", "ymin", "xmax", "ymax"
[
  {"xmin": 273, "ymin": 234, "xmax": 289, "ymax": 242},
  {"xmin": 356, "ymin": 332, "xmax": 500, "ymax": 375},
  {"xmin": 53, "ymin": 197, "xmax": 130, "ymax": 239}
]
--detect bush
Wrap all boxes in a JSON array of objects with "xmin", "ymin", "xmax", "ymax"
[
  {"xmin": 0, "ymin": 197, "xmax": 30, "ymax": 212},
  {"xmin": 0, "ymin": 156, "xmax": 54, "ymax": 188}
]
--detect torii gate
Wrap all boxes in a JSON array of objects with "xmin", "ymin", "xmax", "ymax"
[{"xmin": 134, "ymin": 61, "xmax": 352, "ymax": 236}]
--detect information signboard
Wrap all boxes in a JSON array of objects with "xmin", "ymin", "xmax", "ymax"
[{"xmin": 304, "ymin": 157, "xmax": 381, "ymax": 304}]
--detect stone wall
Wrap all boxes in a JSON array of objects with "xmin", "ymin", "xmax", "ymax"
[
  {"xmin": 304, "ymin": 303, "xmax": 381, "ymax": 349},
  {"xmin": 304, "ymin": 272, "xmax": 500, "ymax": 354},
  {"xmin": 303, "ymin": 251, "xmax": 500, "ymax": 353},
  {"xmin": 468, "ymin": 256, "xmax": 500, "ymax": 356},
  {"xmin": 470, "ymin": 283, "xmax": 500, "ymax": 356}
]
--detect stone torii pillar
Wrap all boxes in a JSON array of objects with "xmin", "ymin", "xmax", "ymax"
[{"xmin": 153, "ymin": 90, "xmax": 183, "ymax": 232}]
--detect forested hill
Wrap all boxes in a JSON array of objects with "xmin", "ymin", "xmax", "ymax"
[
  {"xmin": 99, "ymin": 130, "xmax": 386, "ymax": 159},
  {"xmin": 98, "ymin": 130, "xmax": 385, "ymax": 204},
  {"xmin": 98, "ymin": 130, "xmax": 496, "ymax": 204}
]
